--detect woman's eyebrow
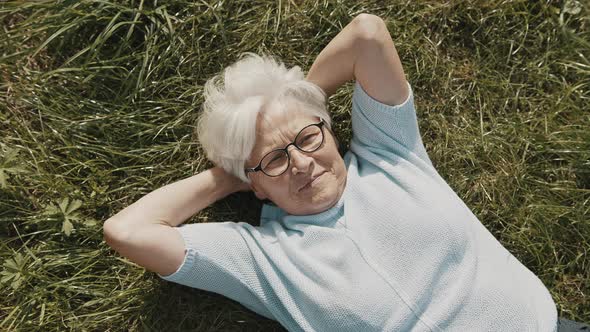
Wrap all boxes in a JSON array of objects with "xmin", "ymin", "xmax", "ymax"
[{"xmin": 259, "ymin": 122, "xmax": 307, "ymax": 156}]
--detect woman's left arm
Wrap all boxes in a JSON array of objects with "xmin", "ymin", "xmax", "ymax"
[
  {"xmin": 306, "ymin": 13, "xmax": 409, "ymax": 105},
  {"xmin": 103, "ymin": 167, "xmax": 249, "ymax": 276}
]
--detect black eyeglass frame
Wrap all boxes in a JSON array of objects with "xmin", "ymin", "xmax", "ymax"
[{"xmin": 244, "ymin": 118, "xmax": 326, "ymax": 178}]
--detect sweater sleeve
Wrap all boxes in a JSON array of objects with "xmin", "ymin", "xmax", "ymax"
[
  {"xmin": 350, "ymin": 80, "xmax": 432, "ymax": 167},
  {"xmin": 157, "ymin": 221, "xmax": 275, "ymax": 321}
]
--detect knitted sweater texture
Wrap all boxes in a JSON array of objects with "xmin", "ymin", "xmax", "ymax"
[{"xmin": 160, "ymin": 81, "xmax": 558, "ymax": 332}]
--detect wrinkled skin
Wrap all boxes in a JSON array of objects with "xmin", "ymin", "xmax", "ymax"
[{"xmin": 245, "ymin": 103, "xmax": 347, "ymax": 216}]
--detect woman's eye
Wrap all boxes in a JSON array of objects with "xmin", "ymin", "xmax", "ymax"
[
  {"xmin": 302, "ymin": 134, "xmax": 315, "ymax": 142},
  {"xmin": 267, "ymin": 155, "xmax": 283, "ymax": 166}
]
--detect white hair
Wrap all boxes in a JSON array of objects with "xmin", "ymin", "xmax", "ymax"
[{"xmin": 196, "ymin": 52, "xmax": 333, "ymax": 184}]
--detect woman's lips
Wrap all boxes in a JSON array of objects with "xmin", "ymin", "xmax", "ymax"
[{"xmin": 299, "ymin": 172, "xmax": 325, "ymax": 191}]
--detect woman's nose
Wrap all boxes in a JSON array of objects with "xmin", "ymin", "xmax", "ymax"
[{"xmin": 288, "ymin": 146, "xmax": 312, "ymax": 174}]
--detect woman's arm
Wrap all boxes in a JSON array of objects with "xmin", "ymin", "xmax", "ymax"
[
  {"xmin": 103, "ymin": 167, "xmax": 249, "ymax": 276},
  {"xmin": 306, "ymin": 13, "xmax": 408, "ymax": 105}
]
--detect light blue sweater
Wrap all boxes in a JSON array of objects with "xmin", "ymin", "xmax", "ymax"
[{"xmin": 160, "ymin": 81, "xmax": 558, "ymax": 331}]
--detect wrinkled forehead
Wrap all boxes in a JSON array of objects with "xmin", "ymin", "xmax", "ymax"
[{"xmin": 250, "ymin": 101, "xmax": 318, "ymax": 159}]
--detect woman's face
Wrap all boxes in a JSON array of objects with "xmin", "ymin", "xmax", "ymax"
[{"xmin": 245, "ymin": 103, "xmax": 347, "ymax": 216}]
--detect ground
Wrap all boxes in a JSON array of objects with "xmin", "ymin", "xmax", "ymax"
[{"xmin": 0, "ymin": 0, "xmax": 588, "ymax": 330}]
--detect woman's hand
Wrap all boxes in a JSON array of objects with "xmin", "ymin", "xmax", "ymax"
[
  {"xmin": 236, "ymin": 179, "xmax": 252, "ymax": 192},
  {"xmin": 216, "ymin": 167, "xmax": 251, "ymax": 193}
]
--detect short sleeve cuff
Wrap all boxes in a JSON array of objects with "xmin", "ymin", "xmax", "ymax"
[
  {"xmin": 157, "ymin": 225, "xmax": 197, "ymax": 282},
  {"xmin": 353, "ymin": 80, "xmax": 413, "ymax": 114}
]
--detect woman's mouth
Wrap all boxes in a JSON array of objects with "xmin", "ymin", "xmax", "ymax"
[{"xmin": 299, "ymin": 172, "xmax": 325, "ymax": 191}]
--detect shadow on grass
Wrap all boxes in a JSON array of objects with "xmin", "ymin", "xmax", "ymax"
[{"xmin": 137, "ymin": 281, "xmax": 286, "ymax": 331}]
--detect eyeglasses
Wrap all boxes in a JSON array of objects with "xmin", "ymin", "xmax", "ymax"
[{"xmin": 245, "ymin": 118, "xmax": 326, "ymax": 177}]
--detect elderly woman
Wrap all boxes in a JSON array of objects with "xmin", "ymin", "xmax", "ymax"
[{"xmin": 103, "ymin": 14, "xmax": 572, "ymax": 332}]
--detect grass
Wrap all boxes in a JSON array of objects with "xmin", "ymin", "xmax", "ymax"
[{"xmin": 0, "ymin": 0, "xmax": 588, "ymax": 330}]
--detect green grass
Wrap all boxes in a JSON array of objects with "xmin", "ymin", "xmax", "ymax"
[{"xmin": 1, "ymin": 0, "xmax": 588, "ymax": 330}]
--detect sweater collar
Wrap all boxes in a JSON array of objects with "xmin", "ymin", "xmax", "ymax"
[{"xmin": 259, "ymin": 188, "xmax": 346, "ymax": 227}]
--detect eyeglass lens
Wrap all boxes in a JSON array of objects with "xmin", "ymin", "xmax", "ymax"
[{"xmin": 260, "ymin": 124, "xmax": 323, "ymax": 176}]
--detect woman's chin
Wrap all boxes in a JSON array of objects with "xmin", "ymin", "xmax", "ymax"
[
  {"xmin": 300, "ymin": 191, "xmax": 339, "ymax": 215},
  {"xmin": 279, "ymin": 173, "xmax": 345, "ymax": 215}
]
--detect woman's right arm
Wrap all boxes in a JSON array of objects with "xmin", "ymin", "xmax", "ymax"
[
  {"xmin": 103, "ymin": 167, "xmax": 249, "ymax": 276},
  {"xmin": 306, "ymin": 13, "xmax": 407, "ymax": 105}
]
